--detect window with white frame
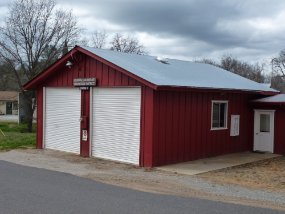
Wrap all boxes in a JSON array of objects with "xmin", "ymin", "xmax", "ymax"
[{"xmin": 211, "ymin": 101, "xmax": 228, "ymax": 129}]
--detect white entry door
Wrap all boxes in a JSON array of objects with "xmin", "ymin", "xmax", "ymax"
[
  {"xmin": 91, "ymin": 87, "xmax": 141, "ymax": 165},
  {"xmin": 254, "ymin": 110, "xmax": 275, "ymax": 153},
  {"xmin": 45, "ymin": 88, "xmax": 81, "ymax": 154}
]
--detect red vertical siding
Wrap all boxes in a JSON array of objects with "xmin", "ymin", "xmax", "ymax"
[
  {"xmin": 140, "ymin": 86, "xmax": 154, "ymax": 167},
  {"xmin": 80, "ymin": 90, "xmax": 90, "ymax": 157},
  {"xmin": 79, "ymin": 55, "xmax": 90, "ymax": 157},
  {"xmin": 44, "ymin": 56, "xmax": 141, "ymax": 88},
  {"xmin": 152, "ymin": 90, "xmax": 256, "ymax": 167},
  {"xmin": 185, "ymin": 93, "xmax": 192, "ymax": 160},
  {"xmin": 36, "ymin": 55, "xmax": 147, "ymax": 162},
  {"xmin": 274, "ymin": 109, "xmax": 285, "ymax": 155},
  {"xmin": 36, "ymin": 88, "xmax": 43, "ymax": 149}
]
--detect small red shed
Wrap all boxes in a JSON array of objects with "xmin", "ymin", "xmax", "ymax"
[{"xmin": 24, "ymin": 46, "xmax": 280, "ymax": 167}]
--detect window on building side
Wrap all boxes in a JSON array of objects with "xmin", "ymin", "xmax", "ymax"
[{"xmin": 211, "ymin": 101, "xmax": 228, "ymax": 129}]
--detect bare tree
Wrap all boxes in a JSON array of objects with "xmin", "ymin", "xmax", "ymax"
[
  {"xmin": 272, "ymin": 50, "xmax": 285, "ymax": 77},
  {"xmin": 0, "ymin": 61, "xmax": 19, "ymax": 91},
  {"xmin": 91, "ymin": 30, "xmax": 108, "ymax": 48},
  {"xmin": 269, "ymin": 75, "xmax": 285, "ymax": 92},
  {"xmin": 220, "ymin": 56, "xmax": 265, "ymax": 83},
  {"xmin": 0, "ymin": 0, "xmax": 80, "ymax": 131},
  {"xmin": 269, "ymin": 50, "xmax": 285, "ymax": 92},
  {"xmin": 198, "ymin": 56, "xmax": 266, "ymax": 83},
  {"xmin": 195, "ymin": 58, "xmax": 219, "ymax": 66},
  {"xmin": 110, "ymin": 33, "xmax": 146, "ymax": 54}
]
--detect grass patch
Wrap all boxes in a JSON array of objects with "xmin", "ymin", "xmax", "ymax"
[
  {"xmin": 0, "ymin": 132, "xmax": 35, "ymax": 150},
  {"xmin": 0, "ymin": 122, "xmax": 36, "ymax": 150},
  {"xmin": 0, "ymin": 122, "xmax": 36, "ymax": 133}
]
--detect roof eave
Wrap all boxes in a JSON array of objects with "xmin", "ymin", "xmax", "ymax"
[
  {"xmin": 156, "ymin": 85, "xmax": 279, "ymax": 94},
  {"xmin": 252, "ymin": 101, "xmax": 285, "ymax": 105}
]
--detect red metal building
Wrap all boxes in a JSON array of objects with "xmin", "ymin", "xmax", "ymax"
[{"xmin": 24, "ymin": 46, "xmax": 281, "ymax": 167}]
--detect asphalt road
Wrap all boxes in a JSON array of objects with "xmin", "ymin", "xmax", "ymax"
[{"xmin": 0, "ymin": 160, "xmax": 283, "ymax": 214}]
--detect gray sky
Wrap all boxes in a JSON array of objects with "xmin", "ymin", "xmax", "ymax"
[{"xmin": 1, "ymin": 0, "xmax": 285, "ymax": 70}]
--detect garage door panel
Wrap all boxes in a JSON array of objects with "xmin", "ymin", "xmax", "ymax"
[
  {"xmin": 94, "ymin": 132, "xmax": 140, "ymax": 137},
  {"xmin": 94, "ymin": 121, "xmax": 140, "ymax": 127},
  {"xmin": 45, "ymin": 88, "xmax": 81, "ymax": 154},
  {"xmin": 92, "ymin": 87, "xmax": 141, "ymax": 165}
]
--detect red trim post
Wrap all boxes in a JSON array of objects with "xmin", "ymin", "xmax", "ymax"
[
  {"xmin": 80, "ymin": 89, "xmax": 90, "ymax": 157},
  {"xmin": 36, "ymin": 88, "xmax": 43, "ymax": 149}
]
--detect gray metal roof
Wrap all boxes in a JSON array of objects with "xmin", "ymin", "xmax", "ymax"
[
  {"xmin": 253, "ymin": 94, "xmax": 285, "ymax": 103},
  {"xmin": 82, "ymin": 46, "xmax": 277, "ymax": 92}
]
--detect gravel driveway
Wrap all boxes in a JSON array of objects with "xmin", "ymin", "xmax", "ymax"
[{"xmin": 0, "ymin": 149, "xmax": 284, "ymax": 211}]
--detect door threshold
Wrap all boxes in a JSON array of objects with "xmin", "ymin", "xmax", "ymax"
[{"xmin": 253, "ymin": 150, "xmax": 270, "ymax": 154}]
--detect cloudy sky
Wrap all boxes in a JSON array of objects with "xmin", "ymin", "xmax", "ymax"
[{"xmin": 1, "ymin": 0, "xmax": 285, "ymax": 70}]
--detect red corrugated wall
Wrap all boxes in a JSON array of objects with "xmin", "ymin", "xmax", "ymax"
[
  {"xmin": 274, "ymin": 108, "xmax": 285, "ymax": 155},
  {"xmin": 35, "ymin": 54, "xmax": 154, "ymax": 166},
  {"xmin": 35, "ymin": 88, "xmax": 43, "ymax": 149},
  {"xmin": 151, "ymin": 90, "xmax": 258, "ymax": 166}
]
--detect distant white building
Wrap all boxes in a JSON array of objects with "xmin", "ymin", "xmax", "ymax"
[{"xmin": 0, "ymin": 91, "xmax": 18, "ymax": 115}]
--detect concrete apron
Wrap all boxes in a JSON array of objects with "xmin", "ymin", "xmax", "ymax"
[{"xmin": 157, "ymin": 152, "xmax": 280, "ymax": 176}]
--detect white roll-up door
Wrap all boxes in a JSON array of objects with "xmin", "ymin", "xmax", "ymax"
[
  {"xmin": 45, "ymin": 88, "xmax": 81, "ymax": 154},
  {"xmin": 92, "ymin": 87, "xmax": 141, "ymax": 165}
]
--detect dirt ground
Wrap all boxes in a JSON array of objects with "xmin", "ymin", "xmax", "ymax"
[
  {"xmin": 198, "ymin": 156, "xmax": 285, "ymax": 193},
  {"xmin": 1, "ymin": 149, "xmax": 285, "ymax": 211}
]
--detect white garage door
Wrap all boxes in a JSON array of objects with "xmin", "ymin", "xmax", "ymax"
[
  {"xmin": 45, "ymin": 88, "xmax": 81, "ymax": 154},
  {"xmin": 92, "ymin": 87, "xmax": 141, "ymax": 165}
]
